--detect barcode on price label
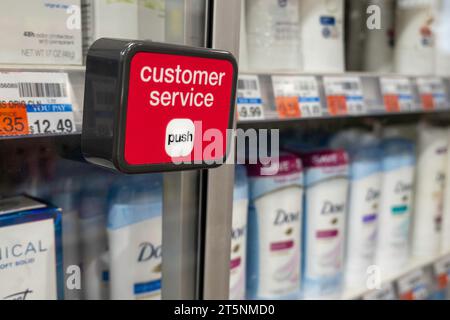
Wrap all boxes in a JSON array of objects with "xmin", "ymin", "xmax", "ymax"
[
  {"xmin": 272, "ymin": 75, "xmax": 322, "ymax": 118},
  {"xmin": 397, "ymin": 269, "xmax": 430, "ymax": 300},
  {"xmin": 380, "ymin": 77, "xmax": 414, "ymax": 112},
  {"xmin": 0, "ymin": 72, "xmax": 75, "ymax": 136},
  {"xmin": 416, "ymin": 77, "xmax": 448, "ymax": 110},
  {"xmin": 236, "ymin": 74, "xmax": 264, "ymax": 121},
  {"xmin": 323, "ymin": 76, "xmax": 366, "ymax": 116}
]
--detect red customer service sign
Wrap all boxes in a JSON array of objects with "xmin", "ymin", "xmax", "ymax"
[
  {"xmin": 125, "ymin": 52, "xmax": 235, "ymax": 166},
  {"xmin": 82, "ymin": 39, "xmax": 237, "ymax": 173}
]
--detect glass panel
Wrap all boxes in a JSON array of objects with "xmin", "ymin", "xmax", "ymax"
[{"xmin": 0, "ymin": 0, "xmax": 206, "ymax": 300}]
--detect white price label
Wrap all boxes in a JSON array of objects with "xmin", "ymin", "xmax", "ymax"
[
  {"xmin": 237, "ymin": 75, "xmax": 264, "ymax": 121},
  {"xmin": 0, "ymin": 72, "xmax": 75, "ymax": 135},
  {"xmin": 323, "ymin": 76, "xmax": 366, "ymax": 115},
  {"xmin": 380, "ymin": 77, "xmax": 414, "ymax": 112},
  {"xmin": 272, "ymin": 75, "xmax": 322, "ymax": 118},
  {"xmin": 397, "ymin": 269, "xmax": 429, "ymax": 300},
  {"xmin": 417, "ymin": 77, "xmax": 448, "ymax": 110}
]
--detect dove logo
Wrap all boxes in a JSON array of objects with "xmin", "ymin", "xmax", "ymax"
[{"xmin": 137, "ymin": 242, "xmax": 162, "ymax": 262}]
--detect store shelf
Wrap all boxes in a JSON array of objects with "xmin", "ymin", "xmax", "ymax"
[
  {"xmin": 342, "ymin": 250, "xmax": 450, "ymax": 300},
  {"xmin": 236, "ymin": 72, "xmax": 450, "ymax": 126}
]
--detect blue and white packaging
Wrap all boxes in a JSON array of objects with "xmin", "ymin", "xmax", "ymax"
[
  {"xmin": 108, "ymin": 174, "xmax": 163, "ymax": 300},
  {"xmin": 0, "ymin": 196, "xmax": 63, "ymax": 300},
  {"xmin": 79, "ymin": 169, "xmax": 115, "ymax": 300},
  {"xmin": 330, "ymin": 131, "xmax": 382, "ymax": 290},
  {"xmin": 375, "ymin": 137, "xmax": 416, "ymax": 274},
  {"xmin": 412, "ymin": 125, "xmax": 448, "ymax": 259},
  {"xmin": 246, "ymin": 153, "xmax": 303, "ymax": 299},
  {"xmin": 299, "ymin": 149, "xmax": 349, "ymax": 299},
  {"xmin": 229, "ymin": 165, "xmax": 249, "ymax": 300}
]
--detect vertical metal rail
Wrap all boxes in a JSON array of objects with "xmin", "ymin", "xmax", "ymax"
[
  {"xmin": 161, "ymin": 0, "xmax": 207, "ymax": 300},
  {"xmin": 200, "ymin": 0, "xmax": 242, "ymax": 300}
]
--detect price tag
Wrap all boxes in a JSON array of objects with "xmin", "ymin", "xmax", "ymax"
[
  {"xmin": 323, "ymin": 76, "xmax": 366, "ymax": 116},
  {"xmin": 397, "ymin": 269, "xmax": 430, "ymax": 300},
  {"xmin": 236, "ymin": 75, "xmax": 264, "ymax": 121},
  {"xmin": 362, "ymin": 282, "xmax": 396, "ymax": 300},
  {"xmin": 380, "ymin": 77, "xmax": 414, "ymax": 112},
  {"xmin": 0, "ymin": 102, "xmax": 29, "ymax": 136},
  {"xmin": 417, "ymin": 77, "xmax": 448, "ymax": 110},
  {"xmin": 0, "ymin": 72, "xmax": 75, "ymax": 136},
  {"xmin": 272, "ymin": 75, "xmax": 322, "ymax": 119},
  {"xmin": 433, "ymin": 256, "xmax": 450, "ymax": 290}
]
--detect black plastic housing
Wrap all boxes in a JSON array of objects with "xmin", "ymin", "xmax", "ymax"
[{"xmin": 81, "ymin": 38, "xmax": 238, "ymax": 173}]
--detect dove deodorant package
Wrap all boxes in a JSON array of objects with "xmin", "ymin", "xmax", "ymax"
[
  {"xmin": 229, "ymin": 165, "xmax": 249, "ymax": 300},
  {"xmin": 245, "ymin": 0, "xmax": 302, "ymax": 71},
  {"xmin": 330, "ymin": 131, "xmax": 382, "ymax": 290},
  {"xmin": 108, "ymin": 174, "xmax": 162, "ymax": 300},
  {"xmin": 412, "ymin": 125, "xmax": 448, "ymax": 258},
  {"xmin": 375, "ymin": 137, "xmax": 416, "ymax": 274},
  {"xmin": 300, "ymin": 149, "xmax": 349, "ymax": 299},
  {"xmin": 246, "ymin": 153, "xmax": 303, "ymax": 299}
]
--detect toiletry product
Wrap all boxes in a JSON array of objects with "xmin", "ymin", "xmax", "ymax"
[
  {"xmin": 49, "ymin": 167, "xmax": 82, "ymax": 300},
  {"xmin": 108, "ymin": 174, "xmax": 163, "ymax": 300},
  {"xmin": 0, "ymin": 0, "xmax": 82, "ymax": 65},
  {"xmin": 435, "ymin": 0, "xmax": 450, "ymax": 76},
  {"xmin": 79, "ymin": 169, "xmax": 114, "ymax": 300},
  {"xmin": 246, "ymin": 0, "xmax": 302, "ymax": 71},
  {"xmin": 246, "ymin": 153, "xmax": 303, "ymax": 299},
  {"xmin": 82, "ymin": 0, "xmax": 138, "ymax": 57},
  {"xmin": 442, "ymin": 129, "xmax": 450, "ymax": 253},
  {"xmin": 229, "ymin": 165, "xmax": 249, "ymax": 300},
  {"xmin": 394, "ymin": 0, "xmax": 437, "ymax": 75},
  {"xmin": 375, "ymin": 137, "xmax": 415, "ymax": 274},
  {"xmin": 300, "ymin": 0, "xmax": 345, "ymax": 72},
  {"xmin": 300, "ymin": 149, "xmax": 349, "ymax": 299},
  {"xmin": 330, "ymin": 130, "xmax": 382, "ymax": 290},
  {"xmin": 412, "ymin": 125, "xmax": 448, "ymax": 258},
  {"xmin": 0, "ymin": 196, "xmax": 63, "ymax": 300}
]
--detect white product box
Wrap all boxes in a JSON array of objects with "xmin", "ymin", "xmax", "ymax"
[
  {"xmin": 82, "ymin": 0, "xmax": 138, "ymax": 57},
  {"xmin": 0, "ymin": 0, "xmax": 82, "ymax": 65},
  {"xmin": 0, "ymin": 196, "xmax": 63, "ymax": 300}
]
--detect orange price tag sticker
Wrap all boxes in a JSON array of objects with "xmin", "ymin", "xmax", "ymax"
[
  {"xmin": 421, "ymin": 94, "xmax": 434, "ymax": 110},
  {"xmin": 275, "ymin": 96, "xmax": 301, "ymax": 118},
  {"xmin": 326, "ymin": 95, "xmax": 347, "ymax": 116},
  {"xmin": 0, "ymin": 102, "xmax": 29, "ymax": 136},
  {"xmin": 383, "ymin": 94, "xmax": 400, "ymax": 112},
  {"xmin": 437, "ymin": 273, "xmax": 448, "ymax": 290}
]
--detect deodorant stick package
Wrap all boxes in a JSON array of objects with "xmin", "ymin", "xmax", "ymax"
[
  {"xmin": 108, "ymin": 174, "xmax": 163, "ymax": 300},
  {"xmin": 246, "ymin": 153, "xmax": 303, "ymax": 299},
  {"xmin": 412, "ymin": 125, "xmax": 448, "ymax": 259},
  {"xmin": 245, "ymin": 0, "xmax": 302, "ymax": 71},
  {"xmin": 375, "ymin": 137, "xmax": 416, "ymax": 274},
  {"xmin": 299, "ymin": 149, "xmax": 349, "ymax": 299},
  {"xmin": 441, "ymin": 129, "xmax": 450, "ymax": 253},
  {"xmin": 330, "ymin": 130, "xmax": 382, "ymax": 290},
  {"xmin": 394, "ymin": 0, "xmax": 437, "ymax": 75},
  {"xmin": 300, "ymin": 0, "xmax": 345, "ymax": 72},
  {"xmin": 229, "ymin": 165, "xmax": 249, "ymax": 300}
]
